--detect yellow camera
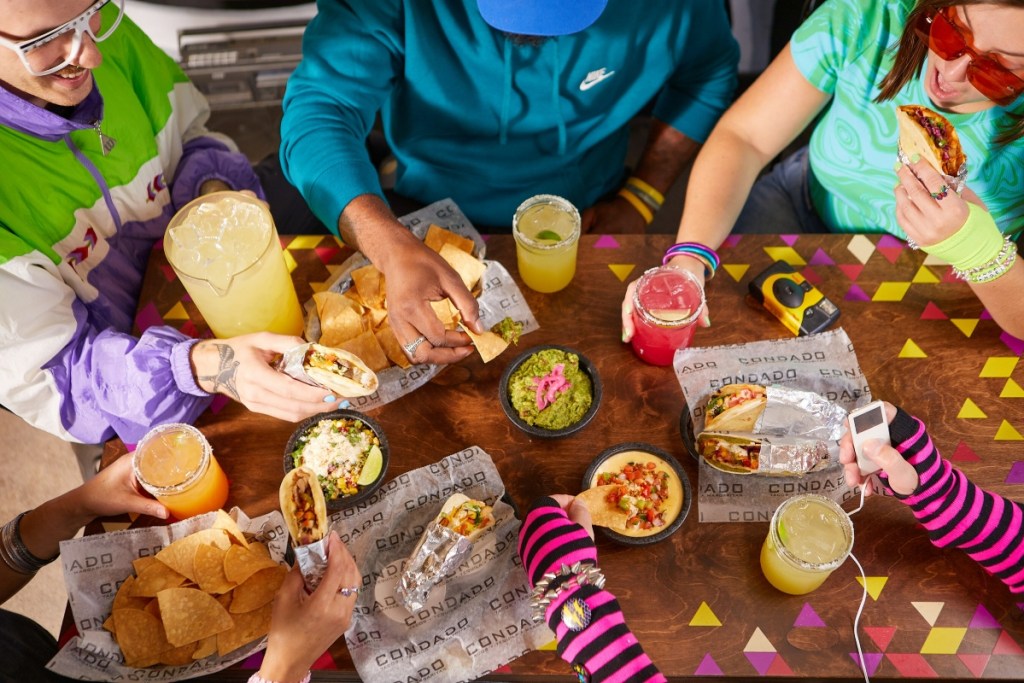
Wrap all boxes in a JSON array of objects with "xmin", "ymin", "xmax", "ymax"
[{"xmin": 748, "ymin": 261, "xmax": 840, "ymax": 336}]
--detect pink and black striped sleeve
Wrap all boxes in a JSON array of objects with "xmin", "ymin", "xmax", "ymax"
[
  {"xmin": 884, "ymin": 409, "xmax": 1024, "ymax": 593},
  {"xmin": 519, "ymin": 497, "xmax": 666, "ymax": 683}
]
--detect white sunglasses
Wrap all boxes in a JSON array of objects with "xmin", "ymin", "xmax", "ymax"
[{"xmin": 0, "ymin": 0, "xmax": 125, "ymax": 77}]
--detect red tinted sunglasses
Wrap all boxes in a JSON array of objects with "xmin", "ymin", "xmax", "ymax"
[{"xmin": 914, "ymin": 6, "xmax": 1024, "ymax": 106}]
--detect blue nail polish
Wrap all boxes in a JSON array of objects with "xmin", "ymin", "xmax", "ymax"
[
  {"xmin": 323, "ymin": 394, "xmax": 336, "ymax": 403},
  {"xmin": 339, "ymin": 400, "xmax": 351, "ymax": 409}
]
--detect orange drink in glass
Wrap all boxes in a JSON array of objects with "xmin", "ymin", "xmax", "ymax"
[
  {"xmin": 132, "ymin": 423, "xmax": 229, "ymax": 519},
  {"xmin": 760, "ymin": 494, "xmax": 853, "ymax": 595},
  {"xmin": 512, "ymin": 194, "xmax": 581, "ymax": 293},
  {"xmin": 164, "ymin": 191, "xmax": 304, "ymax": 338}
]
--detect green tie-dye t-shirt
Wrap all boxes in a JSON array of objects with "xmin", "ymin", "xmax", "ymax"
[{"xmin": 791, "ymin": 0, "xmax": 1024, "ymax": 236}]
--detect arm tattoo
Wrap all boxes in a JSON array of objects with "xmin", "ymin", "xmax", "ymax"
[{"xmin": 198, "ymin": 343, "xmax": 241, "ymax": 400}]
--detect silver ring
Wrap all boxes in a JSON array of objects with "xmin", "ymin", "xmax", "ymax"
[
  {"xmin": 337, "ymin": 586, "xmax": 361, "ymax": 597},
  {"xmin": 402, "ymin": 335, "xmax": 428, "ymax": 357}
]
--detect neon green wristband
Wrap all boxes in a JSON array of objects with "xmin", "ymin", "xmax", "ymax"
[{"xmin": 921, "ymin": 203, "xmax": 1003, "ymax": 270}]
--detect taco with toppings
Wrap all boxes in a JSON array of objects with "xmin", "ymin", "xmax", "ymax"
[
  {"xmin": 436, "ymin": 493, "xmax": 495, "ymax": 540},
  {"xmin": 302, "ymin": 343, "xmax": 379, "ymax": 397},
  {"xmin": 704, "ymin": 384, "xmax": 767, "ymax": 432},
  {"xmin": 696, "ymin": 433, "xmax": 762, "ymax": 475},
  {"xmin": 896, "ymin": 104, "xmax": 966, "ymax": 177},
  {"xmin": 279, "ymin": 466, "xmax": 329, "ymax": 547}
]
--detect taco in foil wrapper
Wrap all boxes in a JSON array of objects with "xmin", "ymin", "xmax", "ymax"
[
  {"xmin": 396, "ymin": 494, "xmax": 494, "ymax": 612},
  {"xmin": 697, "ymin": 432, "xmax": 833, "ymax": 476},
  {"xmin": 278, "ymin": 342, "xmax": 379, "ymax": 397},
  {"xmin": 704, "ymin": 384, "xmax": 767, "ymax": 432},
  {"xmin": 280, "ymin": 466, "xmax": 328, "ymax": 547}
]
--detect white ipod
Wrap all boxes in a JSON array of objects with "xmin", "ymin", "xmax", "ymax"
[{"xmin": 848, "ymin": 401, "xmax": 890, "ymax": 475}]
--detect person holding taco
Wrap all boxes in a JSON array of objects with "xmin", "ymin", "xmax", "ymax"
[
  {"xmin": 840, "ymin": 402, "xmax": 1024, "ymax": 593},
  {"xmin": 519, "ymin": 495, "xmax": 666, "ymax": 682},
  {"xmin": 620, "ymin": 0, "xmax": 1024, "ymax": 340}
]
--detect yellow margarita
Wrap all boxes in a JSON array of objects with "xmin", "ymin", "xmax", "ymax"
[
  {"xmin": 512, "ymin": 195, "xmax": 581, "ymax": 293},
  {"xmin": 165, "ymin": 191, "xmax": 304, "ymax": 338},
  {"xmin": 760, "ymin": 494, "xmax": 854, "ymax": 595}
]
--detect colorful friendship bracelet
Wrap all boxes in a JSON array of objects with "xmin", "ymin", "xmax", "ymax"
[
  {"xmin": 616, "ymin": 188, "xmax": 654, "ymax": 225},
  {"xmin": 662, "ymin": 242, "xmax": 720, "ymax": 279}
]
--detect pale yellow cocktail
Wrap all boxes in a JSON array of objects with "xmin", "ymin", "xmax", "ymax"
[
  {"xmin": 760, "ymin": 494, "xmax": 853, "ymax": 595},
  {"xmin": 165, "ymin": 192, "xmax": 304, "ymax": 338},
  {"xmin": 512, "ymin": 195, "xmax": 581, "ymax": 293}
]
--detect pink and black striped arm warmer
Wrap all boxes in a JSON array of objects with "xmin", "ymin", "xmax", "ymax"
[
  {"xmin": 885, "ymin": 409, "xmax": 1024, "ymax": 593},
  {"xmin": 519, "ymin": 497, "xmax": 666, "ymax": 683}
]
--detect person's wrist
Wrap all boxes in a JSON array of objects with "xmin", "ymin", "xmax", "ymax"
[{"xmin": 255, "ymin": 651, "xmax": 312, "ymax": 683}]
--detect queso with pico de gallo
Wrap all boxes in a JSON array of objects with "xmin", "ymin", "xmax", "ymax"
[{"xmin": 586, "ymin": 450, "xmax": 685, "ymax": 538}]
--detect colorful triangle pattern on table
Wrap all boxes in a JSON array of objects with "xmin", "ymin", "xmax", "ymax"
[
  {"xmin": 779, "ymin": 234, "xmax": 800, "ymax": 246},
  {"xmin": 849, "ymin": 652, "xmax": 884, "ymax": 676},
  {"xmin": 838, "ymin": 263, "xmax": 864, "ymax": 281},
  {"xmin": 995, "ymin": 421, "xmax": 1023, "ymax": 441},
  {"xmin": 952, "ymin": 319, "xmax": 979, "ymax": 337},
  {"xmin": 722, "ymin": 234, "xmax": 743, "ymax": 248},
  {"xmin": 315, "ymin": 245, "xmax": 342, "ymax": 264},
  {"xmin": 744, "ymin": 627, "xmax": 776, "ymax": 653},
  {"xmin": 873, "ymin": 282, "xmax": 911, "ymax": 302},
  {"xmin": 970, "ymin": 604, "xmax": 1001, "ymax": 629},
  {"xmin": 135, "ymin": 301, "xmax": 164, "ymax": 333},
  {"xmin": 920, "ymin": 627, "xmax": 967, "ymax": 654},
  {"xmin": 1001, "ymin": 331, "xmax": 1024, "ymax": 355},
  {"xmin": 808, "ymin": 248, "xmax": 834, "ymax": 266},
  {"xmin": 951, "ymin": 441, "xmax": 980, "ymax": 462},
  {"xmin": 763, "ymin": 246, "xmax": 806, "ymax": 266},
  {"xmin": 286, "ymin": 235, "xmax": 322, "ymax": 250},
  {"xmin": 913, "ymin": 601, "xmax": 944, "ymax": 626},
  {"xmin": 920, "ymin": 302, "xmax": 947, "ymax": 320},
  {"xmin": 845, "ymin": 283, "xmax": 870, "ymax": 302},
  {"xmin": 847, "ymin": 234, "xmax": 876, "ymax": 264},
  {"xmin": 957, "ymin": 399, "xmax": 986, "ymax": 419},
  {"xmin": 885, "ymin": 653, "xmax": 939, "ymax": 677},
  {"xmin": 865, "ymin": 626, "xmax": 896, "ymax": 651},
  {"xmin": 283, "ymin": 249, "xmax": 298, "ymax": 273},
  {"xmin": 912, "ymin": 266, "xmax": 940, "ymax": 284},
  {"xmin": 694, "ymin": 652, "xmax": 723, "ymax": 676},
  {"xmin": 722, "ymin": 264, "xmax": 749, "ymax": 282},
  {"xmin": 159, "ymin": 264, "xmax": 177, "ymax": 282},
  {"xmin": 744, "ymin": 652, "xmax": 777, "ymax": 676},
  {"xmin": 794, "ymin": 603, "xmax": 825, "ymax": 627},
  {"xmin": 800, "ymin": 265, "xmax": 824, "ymax": 287},
  {"xmin": 1003, "ymin": 461, "xmax": 1024, "ymax": 484},
  {"xmin": 1001, "ymin": 379, "xmax": 1024, "ymax": 398},
  {"xmin": 608, "ymin": 264, "xmax": 635, "ymax": 282},
  {"xmin": 958, "ymin": 653, "xmax": 990, "ymax": 678},
  {"xmin": 980, "ymin": 357, "xmax": 1019, "ymax": 377},
  {"xmin": 594, "ymin": 235, "xmax": 620, "ymax": 249},
  {"xmin": 856, "ymin": 576, "xmax": 888, "ymax": 601},
  {"xmin": 994, "ymin": 629, "xmax": 1024, "ymax": 655},
  {"xmin": 899, "ymin": 339, "xmax": 927, "ymax": 358},
  {"xmin": 164, "ymin": 302, "xmax": 188, "ymax": 320},
  {"xmin": 689, "ymin": 601, "xmax": 722, "ymax": 627}
]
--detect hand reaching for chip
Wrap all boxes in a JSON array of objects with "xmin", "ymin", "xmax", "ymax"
[{"xmin": 257, "ymin": 532, "xmax": 360, "ymax": 683}]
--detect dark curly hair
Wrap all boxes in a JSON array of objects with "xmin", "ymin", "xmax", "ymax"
[{"xmin": 875, "ymin": 0, "xmax": 1024, "ymax": 144}]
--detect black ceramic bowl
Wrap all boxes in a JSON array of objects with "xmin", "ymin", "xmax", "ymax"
[
  {"xmin": 679, "ymin": 409, "xmax": 700, "ymax": 462},
  {"xmin": 581, "ymin": 442, "xmax": 691, "ymax": 545},
  {"xmin": 498, "ymin": 344, "xmax": 602, "ymax": 439},
  {"xmin": 283, "ymin": 408, "xmax": 390, "ymax": 510}
]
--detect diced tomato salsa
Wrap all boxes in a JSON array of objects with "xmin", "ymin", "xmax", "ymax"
[{"xmin": 597, "ymin": 461, "xmax": 671, "ymax": 531}]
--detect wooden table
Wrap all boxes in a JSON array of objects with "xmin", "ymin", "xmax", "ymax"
[{"xmin": 100, "ymin": 233, "xmax": 1024, "ymax": 681}]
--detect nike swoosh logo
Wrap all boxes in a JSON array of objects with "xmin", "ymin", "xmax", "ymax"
[{"xmin": 579, "ymin": 68, "xmax": 615, "ymax": 91}]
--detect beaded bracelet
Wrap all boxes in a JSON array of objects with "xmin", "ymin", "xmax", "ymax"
[
  {"xmin": 247, "ymin": 671, "xmax": 311, "ymax": 683},
  {"xmin": 529, "ymin": 561, "xmax": 606, "ymax": 624},
  {"xmin": 0, "ymin": 511, "xmax": 57, "ymax": 575},
  {"xmin": 953, "ymin": 237, "xmax": 1018, "ymax": 284},
  {"xmin": 662, "ymin": 242, "xmax": 720, "ymax": 279},
  {"xmin": 617, "ymin": 188, "xmax": 654, "ymax": 225}
]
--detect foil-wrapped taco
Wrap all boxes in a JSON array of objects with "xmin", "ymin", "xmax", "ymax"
[
  {"xmin": 280, "ymin": 466, "xmax": 331, "ymax": 591},
  {"xmin": 278, "ymin": 342, "xmax": 379, "ymax": 397},
  {"xmin": 396, "ymin": 494, "xmax": 495, "ymax": 612},
  {"xmin": 696, "ymin": 432, "xmax": 833, "ymax": 476}
]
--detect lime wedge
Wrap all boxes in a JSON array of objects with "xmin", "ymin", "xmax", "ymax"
[
  {"xmin": 535, "ymin": 230, "xmax": 562, "ymax": 241},
  {"xmin": 357, "ymin": 445, "xmax": 383, "ymax": 486}
]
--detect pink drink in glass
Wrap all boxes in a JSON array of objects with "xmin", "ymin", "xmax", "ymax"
[{"xmin": 630, "ymin": 266, "xmax": 704, "ymax": 366}]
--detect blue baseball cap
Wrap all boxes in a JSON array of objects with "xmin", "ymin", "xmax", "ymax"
[{"xmin": 477, "ymin": 0, "xmax": 609, "ymax": 36}]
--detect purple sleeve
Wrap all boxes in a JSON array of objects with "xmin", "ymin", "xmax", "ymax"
[
  {"xmin": 45, "ymin": 305, "xmax": 212, "ymax": 444},
  {"xmin": 170, "ymin": 136, "xmax": 265, "ymax": 211},
  {"xmin": 886, "ymin": 410, "xmax": 1024, "ymax": 593}
]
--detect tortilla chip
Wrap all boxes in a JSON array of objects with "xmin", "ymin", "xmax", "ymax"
[
  {"xmin": 194, "ymin": 544, "xmax": 236, "ymax": 595},
  {"xmin": 337, "ymin": 329, "xmax": 390, "ymax": 373},
  {"xmin": 144, "ymin": 598, "xmax": 161, "ymax": 619},
  {"xmin": 155, "ymin": 529, "xmax": 230, "ymax": 583},
  {"xmin": 430, "ymin": 298, "xmax": 462, "ymax": 330},
  {"xmin": 192, "ymin": 634, "xmax": 218, "ymax": 660},
  {"xmin": 315, "ymin": 291, "xmax": 366, "ymax": 347},
  {"xmin": 229, "ymin": 565, "xmax": 287, "ymax": 613},
  {"xmin": 438, "ymin": 243, "xmax": 486, "ymax": 291},
  {"xmin": 102, "ymin": 613, "xmax": 116, "ymax": 636},
  {"xmin": 212, "ymin": 510, "xmax": 249, "ymax": 548},
  {"xmin": 131, "ymin": 562, "xmax": 187, "ymax": 598},
  {"xmin": 351, "ymin": 264, "xmax": 386, "ymax": 309},
  {"xmin": 132, "ymin": 556, "xmax": 158, "ymax": 575},
  {"xmin": 114, "ymin": 575, "xmax": 151, "ymax": 610},
  {"xmin": 157, "ymin": 587, "xmax": 234, "ymax": 647},
  {"xmin": 217, "ymin": 602, "xmax": 273, "ymax": 657},
  {"xmin": 425, "ymin": 224, "xmax": 475, "ymax": 255},
  {"xmin": 576, "ymin": 485, "xmax": 629, "ymax": 531},
  {"xmin": 374, "ymin": 321, "xmax": 412, "ymax": 369},
  {"xmin": 458, "ymin": 322, "xmax": 508, "ymax": 363},
  {"xmin": 112, "ymin": 608, "xmax": 172, "ymax": 668},
  {"xmin": 223, "ymin": 544, "xmax": 280, "ymax": 585},
  {"xmin": 159, "ymin": 641, "xmax": 198, "ymax": 666},
  {"xmin": 249, "ymin": 541, "xmax": 271, "ymax": 559}
]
